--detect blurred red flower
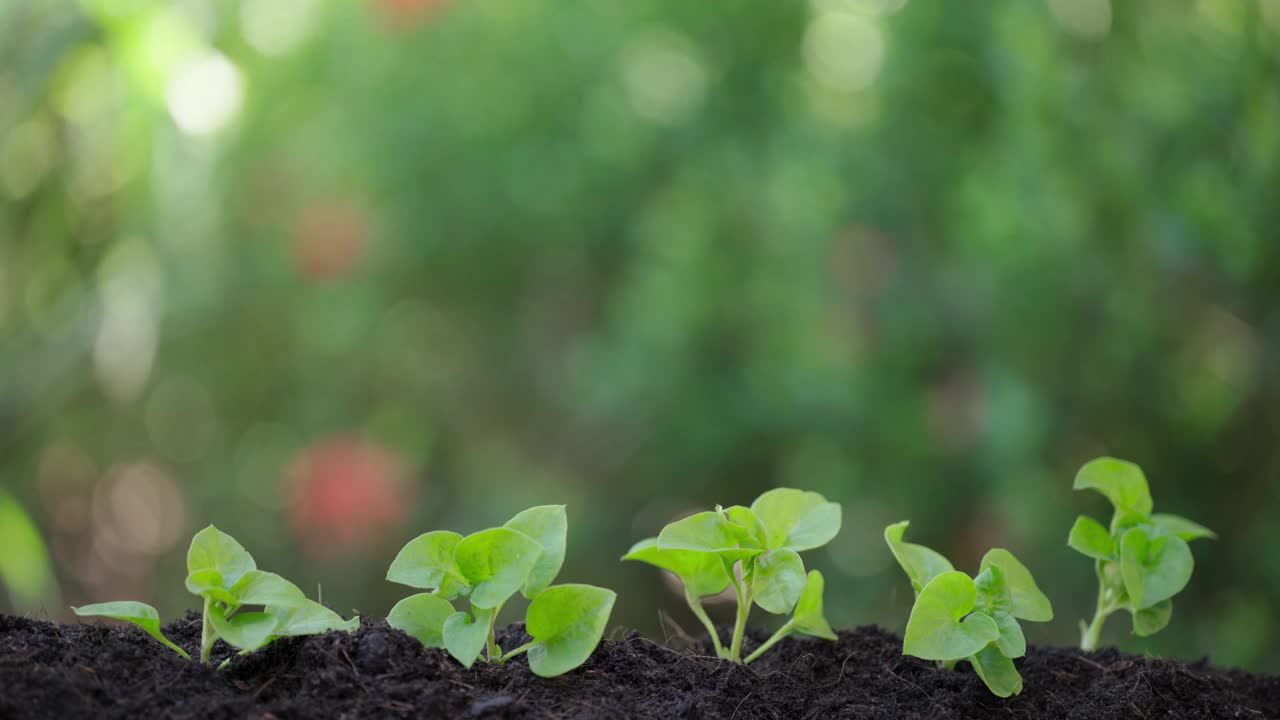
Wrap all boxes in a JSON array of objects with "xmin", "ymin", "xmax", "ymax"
[
  {"xmin": 369, "ymin": 0, "xmax": 449, "ymax": 31},
  {"xmin": 291, "ymin": 200, "xmax": 371, "ymax": 283},
  {"xmin": 286, "ymin": 436, "xmax": 410, "ymax": 556}
]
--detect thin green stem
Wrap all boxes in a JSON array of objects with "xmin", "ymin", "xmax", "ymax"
[
  {"xmin": 727, "ymin": 573, "xmax": 751, "ymax": 663},
  {"xmin": 485, "ymin": 602, "xmax": 505, "ymax": 662},
  {"xmin": 1081, "ymin": 563, "xmax": 1116, "ymax": 652},
  {"xmin": 937, "ymin": 659, "xmax": 957, "ymax": 671},
  {"xmin": 498, "ymin": 641, "xmax": 537, "ymax": 664},
  {"xmin": 684, "ymin": 588, "xmax": 727, "ymax": 658},
  {"xmin": 199, "ymin": 597, "xmax": 216, "ymax": 664},
  {"xmin": 743, "ymin": 621, "xmax": 792, "ymax": 665}
]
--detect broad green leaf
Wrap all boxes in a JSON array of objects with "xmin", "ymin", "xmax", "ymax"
[
  {"xmin": 969, "ymin": 643, "xmax": 1023, "ymax": 698},
  {"xmin": 1119, "ymin": 527, "xmax": 1193, "ymax": 610},
  {"xmin": 791, "ymin": 570, "xmax": 836, "ymax": 640},
  {"xmin": 991, "ymin": 611, "xmax": 1026, "ymax": 658},
  {"xmin": 749, "ymin": 488, "xmax": 842, "ymax": 552},
  {"xmin": 721, "ymin": 506, "xmax": 767, "ymax": 548},
  {"xmin": 978, "ymin": 549, "xmax": 1052, "ymax": 622},
  {"xmin": 657, "ymin": 512, "xmax": 763, "ymax": 563},
  {"xmin": 504, "ymin": 505, "xmax": 567, "ymax": 598},
  {"xmin": 973, "ymin": 566, "xmax": 1007, "ymax": 615},
  {"xmin": 903, "ymin": 571, "xmax": 999, "ymax": 661},
  {"xmin": 1068, "ymin": 516, "xmax": 1114, "ymax": 561},
  {"xmin": 621, "ymin": 538, "xmax": 731, "ymax": 598},
  {"xmin": 1151, "ymin": 514, "xmax": 1216, "ymax": 542},
  {"xmin": 72, "ymin": 601, "xmax": 189, "ymax": 658},
  {"xmin": 750, "ymin": 549, "xmax": 805, "ymax": 614},
  {"xmin": 271, "ymin": 600, "xmax": 359, "ymax": 636},
  {"xmin": 525, "ymin": 584, "xmax": 616, "ymax": 677},
  {"xmin": 386, "ymin": 531, "xmax": 466, "ymax": 596},
  {"xmin": 187, "ymin": 526, "xmax": 256, "ymax": 589},
  {"xmin": 1073, "ymin": 457, "xmax": 1153, "ymax": 516},
  {"xmin": 442, "ymin": 605, "xmax": 494, "ymax": 669},
  {"xmin": 1132, "ymin": 598, "xmax": 1173, "ymax": 637},
  {"xmin": 884, "ymin": 521, "xmax": 954, "ymax": 595},
  {"xmin": 207, "ymin": 605, "xmax": 277, "ymax": 652},
  {"xmin": 454, "ymin": 528, "xmax": 543, "ymax": 609},
  {"xmin": 184, "ymin": 569, "xmax": 236, "ymax": 605},
  {"xmin": 230, "ymin": 570, "xmax": 308, "ymax": 608},
  {"xmin": 387, "ymin": 593, "xmax": 454, "ymax": 647}
]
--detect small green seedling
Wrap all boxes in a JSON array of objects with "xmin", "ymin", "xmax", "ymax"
[
  {"xmin": 386, "ymin": 505, "xmax": 616, "ymax": 677},
  {"xmin": 1068, "ymin": 457, "xmax": 1215, "ymax": 651},
  {"xmin": 73, "ymin": 525, "xmax": 358, "ymax": 666},
  {"xmin": 886, "ymin": 521, "xmax": 1053, "ymax": 698},
  {"xmin": 622, "ymin": 488, "xmax": 840, "ymax": 664}
]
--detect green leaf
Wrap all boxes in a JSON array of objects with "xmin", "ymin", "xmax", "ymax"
[
  {"xmin": 749, "ymin": 488, "xmax": 842, "ymax": 552},
  {"xmin": 657, "ymin": 511, "xmax": 764, "ymax": 563},
  {"xmin": 525, "ymin": 584, "xmax": 616, "ymax": 677},
  {"xmin": 750, "ymin": 549, "xmax": 806, "ymax": 614},
  {"xmin": 973, "ymin": 566, "xmax": 1008, "ymax": 614},
  {"xmin": 72, "ymin": 601, "xmax": 190, "ymax": 658},
  {"xmin": 790, "ymin": 570, "xmax": 836, "ymax": 640},
  {"xmin": 978, "ymin": 549, "xmax": 1052, "ymax": 622},
  {"xmin": 453, "ymin": 527, "xmax": 543, "ymax": 609},
  {"xmin": 1068, "ymin": 516, "xmax": 1114, "ymax": 561},
  {"xmin": 229, "ymin": 570, "xmax": 308, "ymax": 608},
  {"xmin": 903, "ymin": 571, "xmax": 999, "ymax": 661},
  {"xmin": 442, "ymin": 605, "xmax": 494, "ymax": 669},
  {"xmin": 184, "ymin": 569, "xmax": 236, "ymax": 605},
  {"xmin": 187, "ymin": 526, "xmax": 256, "ymax": 589},
  {"xmin": 1073, "ymin": 457, "xmax": 1153, "ymax": 516},
  {"xmin": 884, "ymin": 521, "xmax": 954, "ymax": 595},
  {"xmin": 504, "ymin": 505, "xmax": 567, "ymax": 598},
  {"xmin": 206, "ymin": 605, "xmax": 278, "ymax": 652},
  {"xmin": 271, "ymin": 600, "xmax": 359, "ymax": 636},
  {"xmin": 387, "ymin": 593, "xmax": 455, "ymax": 647},
  {"xmin": 621, "ymin": 538, "xmax": 731, "ymax": 598},
  {"xmin": 1151, "ymin": 514, "xmax": 1216, "ymax": 542},
  {"xmin": 721, "ymin": 506, "xmax": 768, "ymax": 548},
  {"xmin": 1119, "ymin": 527, "xmax": 1193, "ymax": 610},
  {"xmin": 1132, "ymin": 598, "xmax": 1173, "ymax": 637},
  {"xmin": 386, "ymin": 531, "xmax": 467, "ymax": 597},
  {"xmin": 969, "ymin": 643, "xmax": 1023, "ymax": 698},
  {"xmin": 991, "ymin": 611, "xmax": 1026, "ymax": 658}
]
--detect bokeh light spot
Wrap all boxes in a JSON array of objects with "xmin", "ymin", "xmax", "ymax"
[
  {"xmin": 804, "ymin": 11, "xmax": 885, "ymax": 93},
  {"xmin": 166, "ymin": 50, "xmax": 244, "ymax": 135},
  {"xmin": 622, "ymin": 31, "xmax": 708, "ymax": 126}
]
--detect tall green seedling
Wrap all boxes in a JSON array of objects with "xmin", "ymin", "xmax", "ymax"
[
  {"xmin": 885, "ymin": 521, "xmax": 1053, "ymax": 697},
  {"xmin": 623, "ymin": 488, "xmax": 840, "ymax": 663},
  {"xmin": 1067, "ymin": 457, "xmax": 1215, "ymax": 651},
  {"xmin": 386, "ymin": 505, "xmax": 616, "ymax": 677},
  {"xmin": 73, "ymin": 525, "xmax": 358, "ymax": 665}
]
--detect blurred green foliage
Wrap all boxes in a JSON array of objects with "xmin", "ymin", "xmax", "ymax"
[{"xmin": 2, "ymin": 0, "xmax": 1279, "ymax": 671}]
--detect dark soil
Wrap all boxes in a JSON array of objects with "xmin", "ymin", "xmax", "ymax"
[{"xmin": 1, "ymin": 612, "xmax": 1276, "ymax": 719}]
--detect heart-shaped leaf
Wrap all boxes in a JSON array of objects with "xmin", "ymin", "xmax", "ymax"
[
  {"xmin": 1132, "ymin": 598, "xmax": 1172, "ymax": 637},
  {"xmin": 187, "ymin": 526, "xmax": 256, "ymax": 589},
  {"xmin": 206, "ymin": 605, "xmax": 278, "ymax": 652},
  {"xmin": 979, "ymin": 549, "xmax": 1052, "ymax": 622},
  {"xmin": 72, "ymin": 601, "xmax": 190, "ymax": 658},
  {"xmin": 230, "ymin": 570, "xmax": 308, "ymax": 608},
  {"xmin": 621, "ymin": 538, "xmax": 731, "ymax": 598},
  {"xmin": 903, "ymin": 571, "xmax": 999, "ymax": 661},
  {"xmin": 387, "ymin": 593, "xmax": 455, "ymax": 647},
  {"xmin": 271, "ymin": 600, "xmax": 359, "ymax": 636},
  {"xmin": 991, "ymin": 611, "xmax": 1026, "ymax": 658},
  {"xmin": 1150, "ymin": 514, "xmax": 1216, "ymax": 542},
  {"xmin": 453, "ymin": 527, "xmax": 543, "ymax": 609},
  {"xmin": 504, "ymin": 505, "xmax": 567, "ymax": 598},
  {"xmin": 1068, "ymin": 516, "xmax": 1114, "ymax": 561},
  {"xmin": 884, "ymin": 521, "xmax": 954, "ymax": 595},
  {"xmin": 1120, "ymin": 527, "xmax": 1193, "ymax": 610},
  {"xmin": 750, "ymin": 549, "xmax": 805, "ymax": 615},
  {"xmin": 442, "ymin": 606, "xmax": 494, "ymax": 668},
  {"xmin": 1073, "ymin": 457, "xmax": 1153, "ymax": 516},
  {"xmin": 790, "ymin": 570, "xmax": 836, "ymax": 640},
  {"xmin": 750, "ymin": 489, "xmax": 841, "ymax": 552},
  {"xmin": 525, "ymin": 584, "xmax": 616, "ymax": 677},
  {"xmin": 657, "ymin": 512, "xmax": 763, "ymax": 563},
  {"xmin": 969, "ymin": 642, "xmax": 1023, "ymax": 698},
  {"xmin": 386, "ymin": 531, "xmax": 466, "ymax": 596}
]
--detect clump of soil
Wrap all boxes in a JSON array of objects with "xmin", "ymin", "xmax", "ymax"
[{"xmin": 1, "ymin": 611, "xmax": 1276, "ymax": 719}]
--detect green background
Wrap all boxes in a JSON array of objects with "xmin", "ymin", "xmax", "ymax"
[{"xmin": 2, "ymin": 0, "xmax": 1278, "ymax": 672}]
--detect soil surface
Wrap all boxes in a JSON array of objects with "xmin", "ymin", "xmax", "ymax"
[{"xmin": 1, "ymin": 611, "xmax": 1276, "ymax": 719}]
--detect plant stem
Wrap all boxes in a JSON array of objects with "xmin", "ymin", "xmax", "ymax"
[
  {"xmin": 199, "ymin": 597, "xmax": 216, "ymax": 664},
  {"xmin": 727, "ymin": 574, "xmax": 751, "ymax": 663},
  {"xmin": 937, "ymin": 659, "xmax": 957, "ymax": 671},
  {"xmin": 497, "ymin": 641, "xmax": 537, "ymax": 664},
  {"xmin": 684, "ymin": 589, "xmax": 727, "ymax": 658},
  {"xmin": 485, "ymin": 602, "xmax": 504, "ymax": 662},
  {"xmin": 743, "ymin": 622, "xmax": 792, "ymax": 665},
  {"xmin": 1081, "ymin": 571, "xmax": 1115, "ymax": 652}
]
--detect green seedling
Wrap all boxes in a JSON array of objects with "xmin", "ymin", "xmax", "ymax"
[
  {"xmin": 386, "ymin": 505, "xmax": 616, "ymax": 677},
  {"xmin": 886, "ymin": 521, "xmax": 1053, "ymax": 698},
  {"xmin": 1067, "ymin": 457, "xmax": 1215, "ymax": 651},
  {"xmin": 622, "ymin": 488, "xmax": 840, "ymax": 663},
  {"xmin": 73, "ymin": 525, "xmax": 358, "ymax": 666}
]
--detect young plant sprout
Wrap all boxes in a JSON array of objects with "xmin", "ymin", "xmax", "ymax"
[
  {"xmin": 1068, "ymin": 457, "xmax": 1215, "ymax": 651},
  {"xmin": 885, "ymin": 521, "xmax": 1053, "ymax": 697},
  {"xmin": 385, "ymin": 505, "xmax": 616, "ymax": 678},
  {"xmin": 623, "ymin": 488, "xmax": 840, "ymax": 664},
  {"xmin": 73, "ymin": 525, "xmax": 358, "ymax": 666}
]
